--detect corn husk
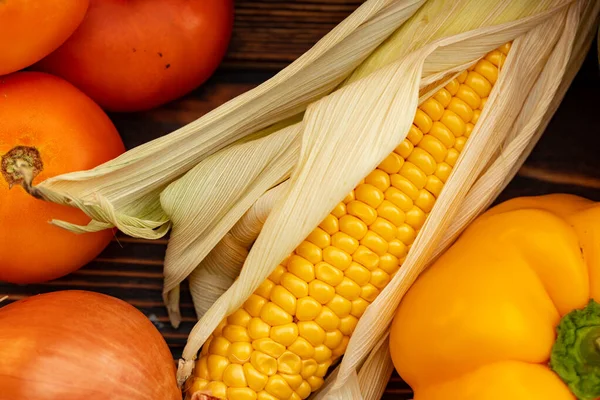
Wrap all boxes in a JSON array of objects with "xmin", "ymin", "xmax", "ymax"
[
  {"xmin": 169, "ymin": 0, "xmax": 600, "ymax": 398},
  {"xmin": 159, "ymin": 0, "xmax": 577, "ymax": 327}
]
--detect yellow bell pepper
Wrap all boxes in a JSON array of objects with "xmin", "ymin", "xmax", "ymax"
[{"xmin": 390, "ymin": 193, "xmax": 600, "ymax": 400}]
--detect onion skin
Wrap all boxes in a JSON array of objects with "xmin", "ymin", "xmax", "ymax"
[{"xmin": 0, "ymin": 290, "xmax": 181, "ymax": 400}]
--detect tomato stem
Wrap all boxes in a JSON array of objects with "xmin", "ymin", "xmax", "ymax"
[{"xmin": 1, "ymin": 146, "xmax": 48, "ymax": 200}]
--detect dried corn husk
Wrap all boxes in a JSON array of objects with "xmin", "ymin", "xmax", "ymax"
[
  {"xmin": 171, "ymin": 1, "xmax": 600, "ymax": 399},
  {"xmin": 25, "ymin": 0, "xmax": 426, "ymax": 239},
  {"xmin": 159, "ymin": 0, "xmax": 575, "ymax": 327}
]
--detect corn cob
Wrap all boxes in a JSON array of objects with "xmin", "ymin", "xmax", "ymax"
[{"xmin": 188, "ymin": 44, "xmax": 510, "ymax": 400}]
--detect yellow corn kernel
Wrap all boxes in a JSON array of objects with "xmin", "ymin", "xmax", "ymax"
[
  {"xmin": 312, "ymin": 345, "xmax": 333, "ymax": 364},
  {"xmin": 260, "ymin": 303, "xmax": 292, "ymax": 326},
  {"xmin": 209, "ymin": 336, "xmax": 231, "ymax": 357},
  {"xmin": 352, "ymin": 246, "xmax": 379, "ymax": 270},
  {"xmin": 270, "ymin": 285, "xmax": 297, "ymax": 316},
  {"xmin": 472, "ymin": 109, "xmax": 481, "ymax": 125},
  {"xmin": 440, "ymin": 109, "xmax": 466, "ymax": 137},
  {"xmin": 480, "ymin": 97, "xmax": 488, "ymax": 110},
  {"xmin": 323, "ymin": 330, "xmax": 343, "ymax": 350},
  {"xmin": 343, "ymin": 190, "xmax": 355, "ymax": 203},
  {"xmin": 195, "ymin": 357, "xmax": 209, "ymax": 379},
  {"xmin": 331, "ymin": 202, "xmax": 346, "ymax": 218},
  {"xmin": 288, "ymin": 337, "xmax": 315, "ymax": 359},
  {"xmin": 456, "ymin": 84, "xmax": 481, "ymax": 110},
  {"xmin": 208, "ymin": 354, "xmax": 230, "ymax": 381},
  {"xmin": 296, "ymin": 381, "xmax": 312, "ymax": 399},
  {"xmin": 406, "ymin": 124, "xmax": 424, "ymax": 145},
  {"xmin": 361, "ymin": 284, "xmax": 380, "ymax": 302},
  {"xmin": 318, "ymin": 214, "xmax": 339, "ymax": 235},
  {"xmin": 223, "ymin": 363, "xmax": 247, "ymax": 387},
  {"xmin": 400, "ymin": 162, "xmax": 427, "ymax": 189},
  {"xmin": 355, "ymin": 184, "xmax": 384, "ymax": 208},
  {"xmin": 223, "ymin": 325, "xmax": 251, "ymax": 343},
  {"xmin": 300, "ymin": 360, "xmax": 318, "ymax": 379},
  {"xmin": 281, "ymin": 273, "xmax": 309, "ymax": 298},
  {"xmin": 296, "ymin": 297, "xmax": 322, "ymax": 321},
  {"xmin": 323, "ymin": 247, "xmax": 352, "ymax": 271},
  {"xmin": 397, "ymin": 224, "xmax": 417, "ymax": 245},
  {"xmin": 434, "ymin": 88, "xmax": 452, "ymax": 107},
  {"xmin": 465, "ymin": 122, "xmax": 474, "ymax": 138},
  {"xmin": 315, "ymin": 262, "xmax": 344, "ymax": 286},
  {"xmin": 257, "ymin": 391, "xmax": 278, "ymax": 400},
  {"xmin": 326, "ymin": 294, "xmax": 352, "ymax": 318},
  {"xmin": 408, "ymin": 148, "xmax": 437, "ymax": 176},
  {"xmin": 228, "ymin": 388, "xmax": 257, "ymax": 400},
  {"xmin": 378, "ymin": 152, "xmax": 404, "ymax": 174},
  {"xmin": 339, "ymin": 315, "xmax": 359, "ymax": 336},
  {"xmin": 405, "ymin": 206, "xmax": 427, "ymax": 230},
  {"xmin": 420, "ymin": 98, "xmax": 444, "ymax": 121},
  {"xmin": 447, "ymin": 97, "xmax": 473, "ymax": 123},
  {"xmin": 395, "ymin": 139, "xmax": 414, "ymax": 159},
  {"xmin": 339, "ymin": 215, "xmax": 368, "ymax": 240},
  {"xmin": 365, "ymin": 169, "xmax": 391, "ymax": 192},
  {"xmin": 445, "ymin": 78, "xmax": 459, "ymax": 95},
  {"xmin": 270, "ymin": 323, "xmax": 299, "ymax": 347},
  {"xmin": 255, "ymin": 279, "xmax": 276, "ymax": 299},
  {"xmin": 344, "ymin": 262, "xmax": 371, "ymax": 286},
  {"xmin": 278, "ymin": 351, "xmax": 303, "ymax": 375},
  {"xmin": 281, "ymin": 374, "xmax": 303, "ymax": 390},
  {"xmin": 228, "ymin": 342, "xmax": 253, "ymax": 364},
  {"xmin": 244, "ymin": 363, "xmax": 268, "ymax": 392},
  {"xmin": 295, "ymin": 241, "xmax": 322, "ymax": 265},
  {"xmin": 370, "ymin": 269, "xmax": 391, "ymax": 289},
  {"xmin": 351, "ymin": 298, "xmax": 370, "ymax": 318},
  {"xmin": 454, "ymin": 136, "xmax": 467, "ymax": 152},
  {"xmin": 376, "ymin": 200, "xmax": 405, "ymax": 226},
  {"xmin": 347, "ymin": 200, "xmax": 377, "ymax": 225},
  {"xmin": 201, "ymin": 337, "xmax": 212, "ymax": 356},
  {"xmin": 466, "ymin": 71, "xmax": 492, "ymax": 98},
  {"xmin": 435, "ymin": 162, "xmax": 452, "ymax": 182},
  {"xmin": 308, "ymin": 280, "xmax": 335, "ymax": 304},
  {"xmin": 360, "ymin": 231, "xmax": 388, "ymax": 255},
  {"xmin": 457, "ymin": 70, "xmax": 468, "ymax": 83},
  {"xmin": 331, "ymin": 232, "xmax": 359, "ymax": 254},
  {"xmin": 445, "ymin": 148, "xmax": 460, "ymax": 167},
  {"xmin": 417, "ymin": 135, "xmax": 447, "ymax": 163},
  {"xmin": 335, "ymin": 277, "xmax": 362, "ymax": 301},
  {"xmin": 298, "ymin": 321, "xmax": 326, "ymax": 347},
  {"xmin": 429, "ymin": 121, "xmax": 456, "ymax": 148},
  {"xmin": 332, "ymin": 336, "xmax": 350, "ymax": 360},
  {"xmin": 268, "ymin": 265, "xmax": 286, "ymax": 284},
  {"xmin": 306, "ymin": 227, "xmax": 330, "ymax": 249},
  {"xmin": 474, "ymin": 59, "xmax": 498, "ymax": 84},
  {"xmin": 190, "ymin": 378, "xmax": 208, "ymax": 392},
  {"xmin": 265, "ymin": 375, "xmax": 293, "ymax": 399},
  {"xmin": 253, "ymin": 338, "xmax": 286, "ymax": 359},
  {"xmin": 227, "ymin": 309, "xmax": 251, "ymax": 328},
  {"xmin": 415, "ymin": 189, "xmax": 435, "ymax": 213},
  {"xmin": 314, "ymin": 306, "xmax": 340, "ymax": 332},
  {"xmin": 245, "ymin": 294, "xmax": 268, "ymax": 318},
  {"xmin": 388, "ymin": 239, "xmax": 408, "ymax": 259},
  {"xmin": 307, "ymin": 376, "xmax": 325, "ymax": 392},
  {"xmin": 369, "ymin": 217, "xmax": 396, "ymax": 242},
  {"xmin": 248, "ymin": 318, "xmax": 270, "ymax": 340},
  {"xmin": 206, "ymin": 381, "xmax": 228, "ymax": 399},
  {"xmin": 390, "ymin": 173, "xmax": 419, "ymax": 200},
  {"xmin": 425, "ymin": 175, "xmax": 443, "ymax": 198},
  {"xmin": 251, "ymin": 351, "xmax": 278, "ymax": 376},
  {"xmin": 287, "ymin": 255, "xmax": 315, "ymax": 282},
  {"xmin": 413, "ymin": 108, "xmax": 433, "ymax": 133},
  {"xmin": 384, "ymin": 187, "xmax": 414, "ymax": 215}
]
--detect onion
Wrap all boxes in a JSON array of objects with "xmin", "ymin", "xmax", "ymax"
[{"xmin": 0, "ymin": 290, "xmax": 181, "ymax": 400}]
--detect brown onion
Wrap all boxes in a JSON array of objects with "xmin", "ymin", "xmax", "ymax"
[{"xmin": 0, "ymin": 290, "xmax": 181, "ymax": 400}]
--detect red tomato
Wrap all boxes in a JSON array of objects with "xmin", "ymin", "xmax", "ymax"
[
  {"xmin": 35, "ymin": 0, "xmax": 234, "ymax": 112},
  {"xmin": 0, "ymin": 72, "xmax": 125, "ymax": 284},
  {"xmin": 0, "ymin": 0, "xmax": 89, "ymax": 75}
]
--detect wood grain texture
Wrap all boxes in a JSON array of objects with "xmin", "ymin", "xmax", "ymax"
[{"xmin": 1, "ymin": 1, "xmax": 600, "ymax": 399}]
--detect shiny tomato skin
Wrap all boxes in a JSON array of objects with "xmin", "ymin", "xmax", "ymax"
[
  {"xmin": 0, "ymin": 0, "xmax": 89, "ymax": 76},
  {"xmin": 0, "ymin": 72, "xmax": 125, "ymax": 284},
  {"xmin": 35, "ymin": 0, "xmax": 234, "ymax": 112}
]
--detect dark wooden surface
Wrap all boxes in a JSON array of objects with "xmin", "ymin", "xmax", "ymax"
[{"xmin": 2, "ymin": 2, "xmax": 600, "ymax": 399}]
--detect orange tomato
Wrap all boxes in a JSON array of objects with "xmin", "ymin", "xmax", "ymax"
[
  {"xmin": 35, "ymin": 0, "xmax": 234, "ymax": 112},
  {"xmin": 0, "ymin": 0, "xmax": 89, "ymax": 76},
  {"xmin": 0, "ymin": 72, "xmax": 125, "ymax": 284}
]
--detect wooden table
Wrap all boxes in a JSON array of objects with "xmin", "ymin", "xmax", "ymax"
[{"xmin": 2, "ymin": 2, "xmax": 600, "ymax": 399}]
